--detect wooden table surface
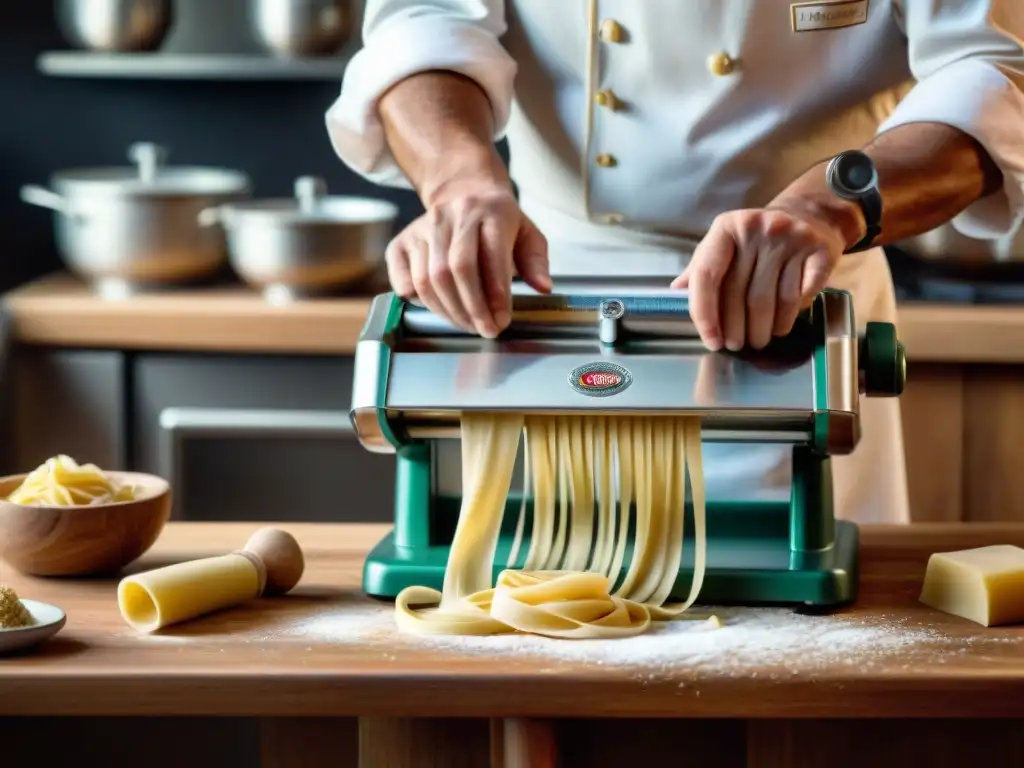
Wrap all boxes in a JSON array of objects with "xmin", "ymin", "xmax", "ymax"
[
  {"xmin": 6, "ymin": 271, "xmax": 1024, "ymax": 362},
  {"xmin": 2, "ymin": 522, "xmax": 1024, "ymax": 720}
]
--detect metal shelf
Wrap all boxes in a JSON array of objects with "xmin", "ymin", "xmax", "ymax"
[{"xmin": 37, "ymin": 52, "xmax": 349, "ymax": 80}]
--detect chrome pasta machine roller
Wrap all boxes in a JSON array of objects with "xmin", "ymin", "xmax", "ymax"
[{"xmin": 350, "ymin": 285, "xmax": 906, "ymax": 607}]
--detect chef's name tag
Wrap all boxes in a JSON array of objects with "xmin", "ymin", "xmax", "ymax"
[{"xmin": 791, "ymin": 0, "xmax": 868, "ymax": 32}]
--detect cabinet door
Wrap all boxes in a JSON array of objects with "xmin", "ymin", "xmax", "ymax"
[
  {"xmin": 132, "ymin": 354, "xmax": 395, "ymax": 523},
  {"xmin": 6, "ymin": 347, "xmax": 126, "ymax": 474}
]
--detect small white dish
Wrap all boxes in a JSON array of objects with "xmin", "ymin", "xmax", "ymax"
[{"xmin": 0, "ymin": 600, "xmax": 66, "ymax": 654}]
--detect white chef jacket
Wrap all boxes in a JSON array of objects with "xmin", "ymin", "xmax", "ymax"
[{"xmin": 326, "ymin": 0, "xmax": 1024, "ymax": 524}]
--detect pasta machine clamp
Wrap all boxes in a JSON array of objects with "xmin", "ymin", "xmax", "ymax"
[{"xmin": 349, "ymin": 285, "xmax": 907, "ymax": 608}]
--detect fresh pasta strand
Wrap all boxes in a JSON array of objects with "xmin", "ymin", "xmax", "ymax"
[
  {"xmin": 606, "ymin": 417, "xmax": 633, "ymax": 587},
  {"xmin": 549, "ymin": 417, "xmax": 572, "ymax": 570},
  {"xmin": 589, "ymin": 417, "xmax": 615, "ymax": 575},
  {"xmin": 394, "ymin": 413, "xmax": 712, "ymax": 640},
  {"xmin": 505, "ymin": 425, "xmax": 530, "ymax": 569},
  {"xmin": 6, "ymin": 455, "xmax": 136, "ymax": 506},
  {"xmin": 522, "ymin": 420, "xmax": 555, "ymax": 572}
]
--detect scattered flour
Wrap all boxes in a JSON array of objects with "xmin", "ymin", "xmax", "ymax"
[{"xmin": 137, "ymin": 600, "xmax": 1024, "ymax": 676}]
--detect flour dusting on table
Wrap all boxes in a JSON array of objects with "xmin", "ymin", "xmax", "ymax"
[{"xmin": 168, "ymin": 601, "xmax": 1024, "ymax": 675}]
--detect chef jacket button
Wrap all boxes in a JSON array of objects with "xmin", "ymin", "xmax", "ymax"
[
  {"xmin": 595, "ymin": 153, "xmax": 617, "ymax": 168},
  {"xmin": 707, "ymin": 52, "xmax": 736, "ymax": 76},
  {"xmin": 599, "ymin": 19, "xmax": 624, "ymax": 43},
  {"xmin": 594, "ymin": 89, "xmax": 621, "ymax": 110}
]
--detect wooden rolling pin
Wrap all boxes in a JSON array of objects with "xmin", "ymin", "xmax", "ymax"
[{"xmin": 117, "ymin": 527, "xmax": 305, "ymax": 633}]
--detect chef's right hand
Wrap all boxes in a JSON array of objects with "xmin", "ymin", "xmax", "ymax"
[{"xmin": 385, "ymin": 183, "xmax": 552, "ymax": 338}]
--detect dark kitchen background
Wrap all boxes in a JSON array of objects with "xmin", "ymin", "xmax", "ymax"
[{"xmin": 0, "ymin": 2, "xmax": 424, "ymax": 295}]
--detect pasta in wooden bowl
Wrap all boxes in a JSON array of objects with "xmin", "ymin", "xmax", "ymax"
[{"xmin": 0, "ymin": 456, "xmax": 170, "ymax": 576}]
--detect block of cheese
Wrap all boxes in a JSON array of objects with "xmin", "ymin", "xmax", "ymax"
[{"xmin": 919, "ymin": 545, "xmax": 1024, "ymax": 627}]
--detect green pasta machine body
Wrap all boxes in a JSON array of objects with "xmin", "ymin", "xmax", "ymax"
[{"xmin": 349, "ymin": 285, "xmax": 906, "ymax": 608}]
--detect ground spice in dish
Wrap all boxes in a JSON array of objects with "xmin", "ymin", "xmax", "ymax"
[{"xmin": 0, "ymin": 586, "xmax": 33, "ymax": 628}]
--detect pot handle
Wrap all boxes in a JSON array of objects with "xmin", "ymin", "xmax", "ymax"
[
  {"xmin": 128, "ymin": 142, "xmax": 168, "ymax": 183},
  {"xmin": 295, "ymin": 176, "xmax": 328, "ymax": 214},
  {"xmin": 197, "ymin": 206, "xmax": 226, "ymax": 227},
  {"xmin": 994, "ymin": 231, "xmax": 1019, "ymax": 262},
  {"xmin": 20, "ymin": 184, "xmax": 69, "ymax": 214}
]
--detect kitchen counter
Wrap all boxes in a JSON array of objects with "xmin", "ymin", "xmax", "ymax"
[
  {"xmin": 6, "ymin": 271, "xmax": 1024, "ymax": 362},
  {"xmin": 1, "ymin": 272, "xmax": 377, "ymax": 355},
  {"xmin": 3, "ymin": 521, "xmax": 1024, "ymax": 767}
]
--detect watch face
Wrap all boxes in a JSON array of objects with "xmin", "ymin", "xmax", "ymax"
[{"xmin": 834, "ymin": 151, "xmax": 876, "ymax": 194}]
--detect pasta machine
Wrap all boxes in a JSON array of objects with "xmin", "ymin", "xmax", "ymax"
[{"xmin": 349, "ymin": 284, "xmax": 906, "ymax": 607}]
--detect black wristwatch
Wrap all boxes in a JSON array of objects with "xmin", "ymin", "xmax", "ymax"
[{"xmin": 825, "ymin": 150, "xmax": 882, "ymax": 254}]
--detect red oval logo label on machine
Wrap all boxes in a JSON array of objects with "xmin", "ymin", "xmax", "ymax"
[
  {"xmin": 568, "ymin": 363, "xmax": 633, "ymax": 397},
  {"xmin": 583, "ymin": 371, "xmax": 621, "ymax": 388}
]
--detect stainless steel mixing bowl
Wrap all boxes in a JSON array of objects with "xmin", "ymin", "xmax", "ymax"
[
  {"xmin": 56, "ymin": 0, "xmax": 173, "ymax": 53},
  {"xmin": 248, "ymin": 0, "xmax": 351, "ymax": 57},
  {"xmin": 199, "ymin": 176, "xmax": 398, "ymax": 303},
  {"xmin": 21, "ymin": 143, "xmax": 252, "ymax": 299}
]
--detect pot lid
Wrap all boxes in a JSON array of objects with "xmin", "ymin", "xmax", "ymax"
[
  {"xmin": 220, "ymin": 176, "xmax": 399, "ymax": 223},
  {"xmin": 51, "ymin": 143, "xmax": 250, "ymax": 196}
]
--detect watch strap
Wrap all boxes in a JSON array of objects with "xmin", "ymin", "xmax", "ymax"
[{"xmin": 844, "ymin": 186, "xmax": 883, "ymax": 254}]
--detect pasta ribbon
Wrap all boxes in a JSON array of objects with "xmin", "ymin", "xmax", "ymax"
[{"xmin": 396, "ymin": 414, "xmax": 710, "ymax": 640}]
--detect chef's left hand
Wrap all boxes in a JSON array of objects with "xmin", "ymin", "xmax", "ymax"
[{"xmin": 671, "ymin": 205, "xmax": 848, "ymax": 351}]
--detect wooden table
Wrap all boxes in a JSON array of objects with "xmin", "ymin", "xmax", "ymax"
[{"xmin": 2, "ymin": 522, "xmax": 1024, "ymax": 767}]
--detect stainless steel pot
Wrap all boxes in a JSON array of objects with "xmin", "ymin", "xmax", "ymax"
[
  {"xmin": 21, "ymin": 143, "xmax": 251, "ymax": 299},
  {"xmin": 56, "ymin": 0, "xmax": 173, "ymax": 53},
  {"xmin": 896, "ymin": 221, "xmax": 1024, "ymax": 265},
  {"xmin": 199, "ymin": 176, "xmax": 398, "ymax": 304},
  {"xmin": 248, "ymin": 0, "xmax": 351, "ymax": 57}
]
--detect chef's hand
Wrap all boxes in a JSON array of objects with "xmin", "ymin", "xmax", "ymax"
[
  {"xmin": 385, "ymin": 183, "xmax": 552, "ymax": 338},
  {"xmin": 671, "ymin": 205, "xmax": 849, "ymax": 351}
]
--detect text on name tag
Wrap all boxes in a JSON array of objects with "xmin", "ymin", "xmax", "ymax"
[{"xmin": 791, "ymin": 0, "xmax": 869, "ymax": 32}]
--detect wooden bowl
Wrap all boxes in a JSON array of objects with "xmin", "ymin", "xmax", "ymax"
[{"xmin": 0, "ymin": 472, "xmax": 171, "ymax": 576}]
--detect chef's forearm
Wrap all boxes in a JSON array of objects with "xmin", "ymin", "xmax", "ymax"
[
  {"xmin": 771, "ymin": 122, "xmax": 1005, "ymax": 249},
  {"xmin": 378, "ymin": 71, "xmax": 511, "ymax": 205}
]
